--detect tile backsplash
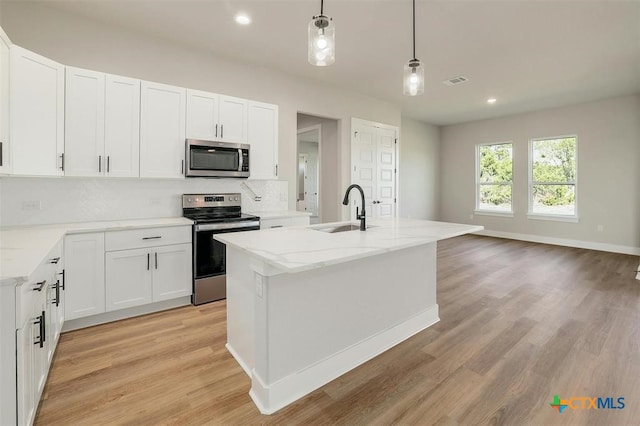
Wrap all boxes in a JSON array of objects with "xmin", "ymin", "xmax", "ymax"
[{"xmin": 0, "ymin": 177, "xmax": 288, "ymax": 227}]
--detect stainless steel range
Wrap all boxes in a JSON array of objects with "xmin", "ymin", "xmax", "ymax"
[{"xmin": 182, "ymin": 193, "xmax": 260, "ymax": 305}]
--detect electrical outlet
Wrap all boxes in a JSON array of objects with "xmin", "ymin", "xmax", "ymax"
[
  {"xmin": 22, "ymin": 200, "xmax": 42, "ymax": 211},
  {"xmin": 597, "ymin": 225, "xmax": 604, "ymax": 232}
]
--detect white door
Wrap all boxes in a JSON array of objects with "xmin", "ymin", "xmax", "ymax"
[
  {"xmin": 0, "ymin": 27, "xmax": 10, "ymax": 174},
  {"xmin": 248, "ymin": 101, "xmax": 278, "ymax": 179},
  {"xmin": 64, "ymin": 67, "xmax": 106, "ymax": 177},
  {"xmin": 185, "ymin": 88, "xmax": 219, "ymax": 140},
  {"xmin": 219, "ymin": 95, "xmax": 247, "ymax": 143},
  {"xmin": 10, "ymin": 46, "xmax": 64, "ymax": 176},
  {"xmin": 104, "ymin": 74, "xmax": 140, "ymax": 177},
  {"xmin": 351, "ymin": 118, "xmax": 397, "ymax": 219},
  {"xmin": 306, "ymin": 154, "xmax": 319, "ymax": 216},
  {"xmin": 139, "ymin": 81, "xmax": 186, "ymax": 178},
  {"xmin": 105, "ymin": 248, "xmax": 153, "ymax": 311},
  {"xmin": 64, "ymin": 233, "xmax": 105, "ymax": 320},
  {"xmin": 152, "ymin": 244, "xmax": 192, "ymax": 302}
]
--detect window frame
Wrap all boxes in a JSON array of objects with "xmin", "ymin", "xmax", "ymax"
[
  {"xmin": 475, "ymin": 141, "xmax": 514, "ymax": 217},
  {"xmin": 527, "ymin": 135, "xmax": 578, "ymax": 223}
]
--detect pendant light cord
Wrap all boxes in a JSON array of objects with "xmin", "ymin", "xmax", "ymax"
[
  {"xmin": 412, "ymin": 0, "xmax": 416, "ymax": 60},
  {"xmin": 321, "ymin": 0, "xmax": 324, "ymax": 15}
]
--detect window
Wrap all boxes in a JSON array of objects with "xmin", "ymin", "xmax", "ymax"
[
  {"xmin": 529, "ymin": 136, "xmax": 577, "ymax": 220},
  {"xmin": 476, "ymin": 142, "xmax": 513, "ymax": 215}
]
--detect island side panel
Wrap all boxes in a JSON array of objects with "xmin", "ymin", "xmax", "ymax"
[
  {"xmin": 225, "ymin": 246, "xmax": 256, "ymax": 376},
  {"xmin": 251, "ymin": 242, "xmax": 438, "ymax": 414}
]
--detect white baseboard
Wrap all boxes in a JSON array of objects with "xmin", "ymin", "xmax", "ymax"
[
  {"xmin": 226, "ymin": 343, "xmax": 252, "ymax": 377},
  {"xmin": 248, "ymin": 305, "xmax": 440, "ymax": 415},
  {"xmin": 474, "ymin": 229, "xmax": 640, "ymax": 256},
  {"xmin": 62, "ymin": 296, "xmax": 191, "ymax": 332}
]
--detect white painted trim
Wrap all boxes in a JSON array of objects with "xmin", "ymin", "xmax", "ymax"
[
  {"xmin": 248, "ymin": 304, "xmax": 440, "ymax": 415},
  {"xmin": 474, "ymin": 210, "xmax": 514, "ymax": 218},
  {"xmin": 297, "ymin": 124, "xmax": 322, "ymax": 221},
  {"xmin": 474, "ymin": 229, "xmax": 640, "ymax": 256},
  {"xmin": 527, "ymin": 213, "xmax": 579, "ymax": 223},
  {"xmin": 62, "ymin": 296, "xmax": 191, "ymax": 331},
  {"xmin": 225, "ymin": 343, "xmax": 252, "ymax": 377}
]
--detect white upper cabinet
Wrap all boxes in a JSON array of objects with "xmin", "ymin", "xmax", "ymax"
[
  {"xmin": 247, "ymin": 101, "xmax": 279, "ymax": 180},
  {"xmin": 104, "ymin": 74, "xmax": 140, "ymax": 177},
  {"xmin": 10, "ymin": 45, "xmax": 65, "ymax": 176},
  {"xmin": 0, "ymin": 27, "xmax": 10, "ymax": 174},
  {"xmin": 64, "ymin": 67, "xmax": 105, "ymax": 177},
  {"xmin": 218, "ymin": 95, "xmax": 247, "ymax": 143},
  {"xmin": 140, "ymin": 81, "xmax": 186, "ymax": 179},
  {"xmin": 186, "ymin": 89, "xmax": 247, "ymax": 143},
  {"xmin": 65, "ymin": 68, "xmax": 140, "ymax": 178}
]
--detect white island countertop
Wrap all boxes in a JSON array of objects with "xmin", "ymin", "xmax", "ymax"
[
  {"xmin": 0, "ymin": 217, "xmax": 193, "ymax": 283},
  {"xmin": 216, "ymin": 218, "xmax": 483, "ymax": 274}
]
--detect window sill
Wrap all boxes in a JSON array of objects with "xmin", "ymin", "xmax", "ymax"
[
  {"xmin": 474, "ymin": 210, "xmax": 514, "ymax": 218},
  {"xmin": 527, "ymin": 213, "xmax": 579, "ymax": 223}
]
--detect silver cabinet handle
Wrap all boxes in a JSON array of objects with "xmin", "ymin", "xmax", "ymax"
[
  {"xmin": 142, "ymin": 236, "xmax": 162, "ymax": 240},
  {"xmin": 147, "ymin": 253, "xmax": 150, "ymax": 271},
  {"xmin": 107, "ymin": 156, "xmax": 110, "ymax": 173},
  {"xmin": 99, "ymin": 155, "xmax": 102, "ymax": 172},
  {"xmin": 221, "ymin": 124, "xmax": 224, "ymax": 139},
  {"xmin": 181, "ymin": 159, "xmax": 184, "ymax": 175},
  {"xmin": 155, "ymin": 252, "xmax": 158, "ymax": 270},
  {"xmin": 275, "ymin": 164, "xmax": 278, "ymax": 176},
  {"xmin": 59, "ymin": 153, "xmax": 65, "ymax": 171},
  {"xmin": 215, "ymin": 124, "xmax": 218, "ymax": 138}
]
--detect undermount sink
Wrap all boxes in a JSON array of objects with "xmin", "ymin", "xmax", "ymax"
[{"xmin": 313, "ymin": 224, "xmax": 375, "ymax": 233}]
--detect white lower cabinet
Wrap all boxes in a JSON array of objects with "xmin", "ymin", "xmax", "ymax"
[
  {"xmin": 106, "ymin": 247, "xmax": 153, "ymax": 311},
  {"xmin": 64, "ymin": 232, "xmax": 105, "ymax": 320},
  {"xmin": 104, "ymin": 226, "xmax": 192, "ymax": 312}
]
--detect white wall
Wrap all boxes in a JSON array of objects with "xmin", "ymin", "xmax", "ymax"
[
  {"xmin": 399, "ymin": 117, "xmax": 440, "ymax": 220},
  {"xmin": 440, "ymin": 94, "xmax": 640, "ymax": 250},
  {"xmin": 0, "ymin": 2, "xmax": 401, "ymax": 222},
  {"xmin": 297, "ymin": 114, "xmax": 340, "ymax": 222}
]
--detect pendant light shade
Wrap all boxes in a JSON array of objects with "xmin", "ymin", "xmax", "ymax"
[
  {"xmin": 403, "ymin": 0, "xmax": 424, "ymax": 96},
  {"xmin": 403, "ymin": 59, "xmax": 424, "ymax": 96},
  {"xmin": 308, "ymin": 0, "xmax": 335, "ymax": 66}
]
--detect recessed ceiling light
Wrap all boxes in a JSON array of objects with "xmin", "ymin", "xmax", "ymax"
[
  {"xmin": 487, "ymin": 98, "xmax": 497, "ymax": 104},
  {"xmin": 235, "ymin": 13, "xmax": 251, "ymax": 25}
]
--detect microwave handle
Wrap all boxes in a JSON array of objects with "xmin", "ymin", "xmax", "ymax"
[{"xmin": 238, "ymin": 149, "xmax": 243, "ymax": 172}]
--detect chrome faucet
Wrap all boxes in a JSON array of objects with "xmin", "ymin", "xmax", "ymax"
[{"xmin": 342, "ymin": 184, "xmax": 366, "ymax": 231}]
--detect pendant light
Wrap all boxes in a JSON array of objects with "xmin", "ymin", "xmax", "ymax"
[
  {"xmin": 403, "ymin": 0, "xmax": 424, "ymax": 96},
  {"xmin": 308, "ymin": 0, "xmax": 335, "ymax": 66}
]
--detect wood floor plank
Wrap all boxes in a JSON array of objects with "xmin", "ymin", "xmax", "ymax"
[{"xmin": 34, "ymin": 235, "xmax": 640, "ymax": 425}]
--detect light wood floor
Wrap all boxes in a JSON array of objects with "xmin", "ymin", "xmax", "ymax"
[{"xmin": 35, "ymin": 235, "xmax": 640, "ymax": 425}]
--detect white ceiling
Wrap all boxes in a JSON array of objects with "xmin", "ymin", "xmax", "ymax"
[{"xmin": 38, "ymin": 0, "xmax": 640, "ymax": 125}]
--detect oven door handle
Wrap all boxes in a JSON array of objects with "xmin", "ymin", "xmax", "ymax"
[
  {"xmin": 238, "ymin": 149, "xmax": 243, "ymax": 172},
  {"xmin": 196, "ymin": 221, "xmax": 260, "ymax": 232}
]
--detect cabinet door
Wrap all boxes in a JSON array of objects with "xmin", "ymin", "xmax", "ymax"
[
  {"xmin": 64, "ymin": 67, "xmax": 106, "ymax": 177},
  {"xmin": 16, "ymin": 319, "xmax": 36, "ymax": 426},
  {"xmin": 248, "ymin": 101, "xmax": 278, "ymax": 179},
  {"xmin": 105, "ymin": 74, "xmax": 140, "ymax": 177},
  {"xmin": 152, "ymin": 244, "xmax": 192, "ymax": 302},
  {"xmin": 140, "ymin": 81, "xmax": 186, "ymax": 178},
  {"xmin": 219, "ymin": 95, "xmax": 247, "ymax": 143},
  {"xmin": 64, "ymin": 233, "xmax": 105, "ymax": 320},
  {"xmin": 106, "ymin": 248, "xmax": 153, "ymax": 311},
  {"xmin": 0, "ymin": 28, "xmax": 10, "ymax": 174},
  {"xmin": 10, "ymin": 45, "xmax": 64, "ymax": 176},
  {"xmin": 186, "ymin": 88, "xmax": 218, "ymax": 140}
]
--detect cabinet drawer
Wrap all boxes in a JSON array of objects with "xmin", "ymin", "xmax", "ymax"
[
  {"xmin": 105, "ymin": 226, "xmax": 191, "ymax": 251},
  {"xmin": 16, "ymin": 262, "xmax": 49, "ymax": 327},
  {"xmin": 260, "ymin": 216, "xmax": 310, "ymax": 229}
]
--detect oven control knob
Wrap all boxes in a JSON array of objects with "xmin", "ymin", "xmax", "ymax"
[{"xmin": 234, "ymin": 196, "xmax": 239, "ymax": 201}]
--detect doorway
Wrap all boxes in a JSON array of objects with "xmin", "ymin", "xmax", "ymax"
[{"xmin": 297, "ymin": 125, "xmax": 321, "ymax": 224}]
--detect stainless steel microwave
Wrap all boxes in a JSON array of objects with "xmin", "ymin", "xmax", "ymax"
[{"xmin": 185, "ymin": 139, "xmax": 250, "ymax": 178}]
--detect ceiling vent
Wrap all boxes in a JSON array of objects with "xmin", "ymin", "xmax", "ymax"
[{"xmin": 443, "ymin": 76, "xmax": 469, "ymax": 86}]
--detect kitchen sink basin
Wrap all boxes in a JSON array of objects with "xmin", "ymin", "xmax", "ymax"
[{"xmin": 313, "ymin": 224, "xmax": 375, "ymax": 233}]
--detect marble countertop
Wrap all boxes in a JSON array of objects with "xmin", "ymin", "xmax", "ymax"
[
  {"xmin": 248, "ymin": 210, "xmax": 312, "ymax": 219},
  {"xmin": 215, "ymin": 218, "xmax": 483, "ymax": 274},
  {"xmin": 0, "ymin": 217, "xmax": 193, "ymax": 284}
]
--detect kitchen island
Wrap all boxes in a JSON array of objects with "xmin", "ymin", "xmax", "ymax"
[{"xmin": 215, "ymin": 218, "xmax": 482, "ymax": 414}]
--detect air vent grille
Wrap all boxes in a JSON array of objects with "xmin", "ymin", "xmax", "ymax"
[{"xmin": 443, "ymin": 76, "xmax": 469, "ymax": 86}]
